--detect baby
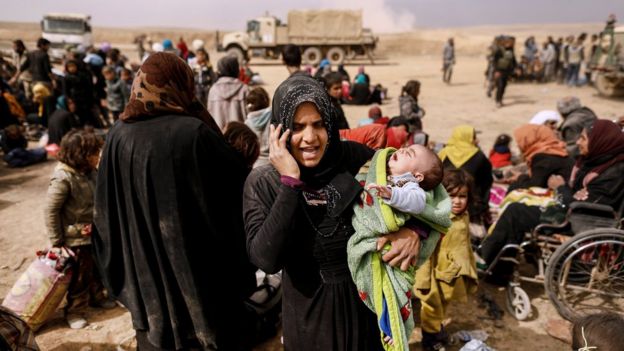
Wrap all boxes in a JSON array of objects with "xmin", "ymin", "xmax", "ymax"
[
  {"xmin": 348, "ymin": 144, "xmax": 447, "ymax": 348},
  {"xmin": 368, "ymin": 144, "xmax": 444, "ymax": 217}
]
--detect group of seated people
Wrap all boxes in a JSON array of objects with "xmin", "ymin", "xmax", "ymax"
[{"xmin": 335, "ymin": 93, "xmax": 624, "ymax": 284}]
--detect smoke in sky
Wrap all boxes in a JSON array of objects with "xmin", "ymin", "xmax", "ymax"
[{"xmin": 319, "ymin": 0, "xmax": 416, "ymax": 33}]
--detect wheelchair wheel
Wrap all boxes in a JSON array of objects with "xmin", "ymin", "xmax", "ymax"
[
  {"xmin": 506, "ymin": 285, "xmax": 531, "ymax": 320},
  {"xmin": 544, "ymin": 229, "xmax": 624, "ymax": 321}
]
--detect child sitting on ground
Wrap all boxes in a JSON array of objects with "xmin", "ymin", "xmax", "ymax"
[
  {"xmin": 399, "ymin": 80, "xmax": 425, "ymax": 131},
  {"xmin": 0, "ymin": 124, "xmax": 47, "ymax": 167},
  {"xmin": 414, "ymin": 169, "xmax": 479, "ymax": 351},
  {"xmin": 348, "ymin": 145, "xmax": 452, "ymax": 350},
  {"xmin": 358, "ymin": 106, "xmax": 390, "ymax": 127},
  {"xmin": 572, "ymin": 312, "xmax": 624, "ymax": 351},
  {"xmin": 489, "ymin": 133, "xmax": 513, "ymax": 169},
  {"xmin": 45, "ymin": 130, "xmax": 113, "ymax": 330}
]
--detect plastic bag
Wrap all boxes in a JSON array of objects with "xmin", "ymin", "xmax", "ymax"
[{"xmin": 2, "ymin": 248, "xmax": 74, "ymax": 331}]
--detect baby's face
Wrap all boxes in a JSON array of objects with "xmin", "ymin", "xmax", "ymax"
[{"xmin": 388, "ymin": 145, "xmax": 428, "ymax": 177}]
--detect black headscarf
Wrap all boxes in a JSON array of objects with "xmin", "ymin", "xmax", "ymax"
[
  {"xmin": 271, "ymin": 75, "xmax": 373, "ymax": 217},
  {"xmin": 217, "ymin": 55, "xmax": 239, "ymax": 79}
]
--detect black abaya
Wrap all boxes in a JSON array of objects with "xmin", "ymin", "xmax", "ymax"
[{"xmin": 93, "ymin": 114, "xmax": 256, "ymax": 350}]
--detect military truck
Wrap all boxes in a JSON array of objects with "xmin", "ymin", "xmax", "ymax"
[
  {"xmin": 591, "ymin": 23, "xmax": 624, "ymax": 97},
  {"xmin": 217, "ymin": 10, "xmax": 377, "ymax": 65},
  {"xmin": 41, "ymin": 13, "xmax": 93, "ymax": 61}
]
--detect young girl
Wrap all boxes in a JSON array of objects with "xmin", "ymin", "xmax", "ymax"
[
  {"xmin": 45, "ymin": 129, "xmax": 111, "ymax": 329},
  {"xmin": 414, "ymin": 169, "xmax": 479, "ymax": 351},
  {"xmin": 399, "ymin": 80, "xmax": 425, "ymax": 131}
]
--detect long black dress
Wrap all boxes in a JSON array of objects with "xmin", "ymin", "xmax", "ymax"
[
  {"xmin": 93, "ymin": 114, "xmax": 256, "ymax": 350},
  {"xmin": 244, "ymin": 156, "xmax": 382, "ymax": 351},
  {"xmin": 244, "ymin": 74, "xmax": 381, "ymax": 350}
]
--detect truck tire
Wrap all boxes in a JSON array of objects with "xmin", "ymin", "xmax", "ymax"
[
  {"xmin": 595, "ymin": 73, "xmax": 624, "ymax": 97},
  {"xmin": 302, "ymin": 47, "xmax": 322, "ymax": 66},
  {"xmin": 327, "ymin": 47, "xmax": 346, "ymax": 65},
  {"xmin": 226, "ymin": 46, "xmax": 246, "ymax": 64}
]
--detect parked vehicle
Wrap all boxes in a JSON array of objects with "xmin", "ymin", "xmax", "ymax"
[
  {"xmin": 217, "ymin": 10, "xmax": 378, "ymax": 65},
  {"xmin": 41, "ymin": 13, "xmax": 93, "ymax": 62},
  {"xmin": 591, "ymin": 23, "xmax": 624, "ymax": 97}
]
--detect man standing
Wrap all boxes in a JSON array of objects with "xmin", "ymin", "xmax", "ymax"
[
  {"xmin": 585, "ymin": 34, "xmax": 599, "ymax": 86},
  {"xmin": 8, "ymin": 40, "xmax": 32, "ymax": 99},
  {"xmin": 565, "ymin": 35, "xmax": 585, "ymax": 86},
  {"xmin": 541, "ymin": 39, "xmax": 556, "ymax": 82},
  {"xmin": 19, "ymin": 38, "xmax": 54, "ymax": 91},
  {"xmin": 492, "ymin": 36, "xmax": 516, "ymax": 107},
  {"xmin": 442, "ymin": 38, "xmax": 455, "ymax": 84}
]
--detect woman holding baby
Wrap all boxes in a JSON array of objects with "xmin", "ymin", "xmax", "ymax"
[{"xmin": 243, "ymin": 75, "xmax": 423, "ymax": 350}]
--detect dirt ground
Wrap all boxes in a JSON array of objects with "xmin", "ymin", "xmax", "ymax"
[{"xmin": 1, "ymin": 21, "xmax": 622, "ymax": 350}]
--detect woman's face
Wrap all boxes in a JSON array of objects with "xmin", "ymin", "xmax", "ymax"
[
  {"xmin": 289, "ymin": 102, "xmax": 328, "ymax": 168},
  {"xmin": 577, "ymin": 129, "xmax": 589, "ymax": 156}
]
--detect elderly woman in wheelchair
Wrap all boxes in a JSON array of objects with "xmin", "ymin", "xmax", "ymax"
[{"xmin": 476, "ymin": 120, "xmax": 624, "ymax": 321}]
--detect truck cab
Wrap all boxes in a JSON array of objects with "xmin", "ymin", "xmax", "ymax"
[
  {"xmin": 247, "ymin": 16, "xmax": 283, "ymax": 46},
  {"xmin": 41, "ymin": 13, "xmax": 93, "ymax": 61},
  {"xmin": 220, "ymin": 16, "xmax": 284, "ymax": 62}
]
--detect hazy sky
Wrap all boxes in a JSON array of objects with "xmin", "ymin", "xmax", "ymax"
[{"xmin": 2, "ymin": 0, "xmax": 623, "ymax": 32}]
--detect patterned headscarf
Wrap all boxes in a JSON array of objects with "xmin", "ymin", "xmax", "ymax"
[
  {"xmin": 120, "ymin": 52, "xmax": 220, "ymax": 133},
  {"xmin": 271, "ymin": 75, "xmax": 342, "ymax": 184},
  {"xmin": 272, "ymin": 75, "xmax": 372, "ymax": 215}
]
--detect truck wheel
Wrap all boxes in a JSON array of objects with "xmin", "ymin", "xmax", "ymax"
[
  {"xmin": 595, "ymin": 73, "xmax": 624, "ymax": 97},
  {"xmin": 226, "ymin": 46, "xmax": 245, "ymax": 64},
  {"xmin": 302, "ymin": 47, "xmax": 322, "ymax": 66},
  {"xmin": 327, "ymin": 47, "xmax": 346, "ymax": 65}
]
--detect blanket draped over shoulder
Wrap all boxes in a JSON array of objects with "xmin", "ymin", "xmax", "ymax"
[{"xmin": 348, "ymin": 148, "xmax": 452, "ymax": 351}]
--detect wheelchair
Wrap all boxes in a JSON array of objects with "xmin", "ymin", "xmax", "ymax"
[{"xmin": 481, "ymin": 201, "xmax": 624, "ymax": 321}]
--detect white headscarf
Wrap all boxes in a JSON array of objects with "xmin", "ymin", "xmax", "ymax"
[{"xmin": 529, "ymin": 110, "xmax": 562, "ymax": 126}]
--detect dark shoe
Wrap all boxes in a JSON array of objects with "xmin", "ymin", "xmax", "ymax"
[{"xmin": 422, "ymin": 330, "xmax": 449, "ymax": 351}]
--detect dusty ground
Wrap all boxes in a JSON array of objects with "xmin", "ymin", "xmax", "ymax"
[{"xmin": 1, "ymin": 21, "xmax": 621, "ymax": 350}]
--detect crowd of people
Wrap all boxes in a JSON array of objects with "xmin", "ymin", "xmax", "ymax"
[
  {"xmin": 0, "ymin": 25, "xmax": 624, "ymax": 351},
  {"xmin": 477, "ymin": 15, "xmax": 619, "ymax": 108}
]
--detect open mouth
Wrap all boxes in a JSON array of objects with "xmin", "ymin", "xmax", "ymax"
[{"xmin": 300, "ymin": 146, "xmax": 321, "ymax": 159}]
